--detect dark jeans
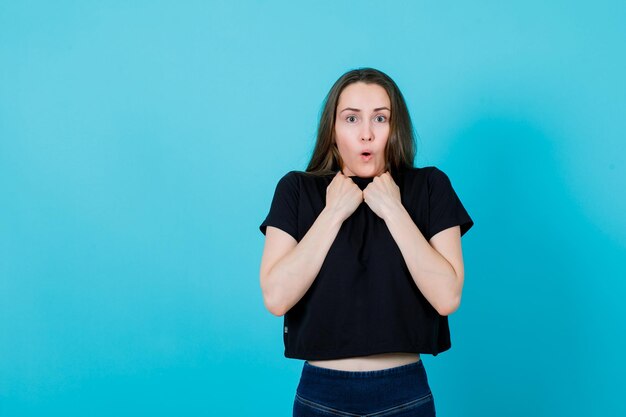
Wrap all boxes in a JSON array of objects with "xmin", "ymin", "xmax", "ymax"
[{"xmin": 293, "ymin": 359, "xmax": 436, "ymax": 416}]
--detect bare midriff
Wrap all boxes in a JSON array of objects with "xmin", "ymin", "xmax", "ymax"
[{"xmin": 307, "ymin": 352, "xmax": 421, "ymax": 371}]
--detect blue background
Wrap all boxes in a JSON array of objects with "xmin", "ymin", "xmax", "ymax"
[{"xmin": 1, "ymin": 1, "xmax": 625, "ymax": 416}]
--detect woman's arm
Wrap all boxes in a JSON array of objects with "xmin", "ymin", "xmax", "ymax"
[
  {"xmin": 363, "ymin": 172, "xmax": 465, "ymax": 316},
  {"xmin": 384, "ymin": 207, "xmax": 464, "ymax": 316},
  {"xmin": 260, "ymin": 172, "xmax": 362, "ymax": 317},
  {"xmin": 260, "ymin": 208, "xmax": 344, "ymax": 316}
]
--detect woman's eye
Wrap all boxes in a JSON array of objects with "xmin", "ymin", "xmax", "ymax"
[
  {"xmin": 346, "ymin": 115, "xmax": 357, "ymax": 123},
  {"xmin": 375, "ymin": 115, "xmax": 387, "ymax": 122}
]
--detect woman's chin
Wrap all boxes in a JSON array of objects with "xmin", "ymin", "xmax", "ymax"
[{"xmin": 347, "ymin": 165, "xmax": 382, "ymax": 178}]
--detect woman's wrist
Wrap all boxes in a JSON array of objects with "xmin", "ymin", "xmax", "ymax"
[
  {"xmin": 320, "ymin": 205, "xmax": 348, "ymax": 229},
  {"xmin": 381, "ymin": 199, "xmax": 407, "ymax": 224}
]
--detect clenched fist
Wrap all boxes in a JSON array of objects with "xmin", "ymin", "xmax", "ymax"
[
  {"xmin": 363, "ymin": 171, "xmax": 402, "ymax": 221},
  {"xmin": 325, "ymin": 171, "xmax": 363, "ymax": 222}
]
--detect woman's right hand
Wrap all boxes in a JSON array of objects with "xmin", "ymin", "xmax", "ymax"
[{"xmin": 325, "ymin": 171, "xmax": 363, "ymax": 222}]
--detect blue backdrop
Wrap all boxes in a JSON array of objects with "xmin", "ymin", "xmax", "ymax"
[{"xmin": 1, "ymin": 1, "xmax": 625, "ymax": 416}]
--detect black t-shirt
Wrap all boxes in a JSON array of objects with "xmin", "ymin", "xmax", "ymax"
[{"xmin": 259, "ymin": 166, "xmax": 474, "ymax": 360}]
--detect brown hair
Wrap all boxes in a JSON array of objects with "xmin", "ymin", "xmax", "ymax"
[{"xmin": 305, "ymin": 68, "xmax": 416, "ymax": 179}]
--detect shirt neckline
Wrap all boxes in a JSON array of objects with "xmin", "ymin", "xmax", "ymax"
[{"xmin": 347, "ymin": 175, "xmax": 374, "ymax": 190}]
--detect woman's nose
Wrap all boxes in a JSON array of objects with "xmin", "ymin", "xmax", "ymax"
[{"xmin": 361, "ymin": 123, "xmax": 373, "ymax": 141}]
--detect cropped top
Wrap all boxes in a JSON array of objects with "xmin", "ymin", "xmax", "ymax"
[{"xmin": 259, "ymin": 166, "xmax": 474, "ymax": 360}]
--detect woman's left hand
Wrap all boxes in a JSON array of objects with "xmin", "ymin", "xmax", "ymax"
[{"xmin": 363, "ymin": 171, "xmax": 403, "ymax": 221}]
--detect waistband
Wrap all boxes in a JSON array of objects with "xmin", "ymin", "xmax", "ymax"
[{"xmin": 297, "ymin": 359, "xmax": 431, "ymax": 412}]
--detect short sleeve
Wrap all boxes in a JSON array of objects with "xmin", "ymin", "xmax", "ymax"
[
  {"xmin": 259, "ymin": 171, "xmax": 300, "ymax": 241},
  {"xmin": 427, "ymin": 167, "xmax": 474, "ymax": 241}
]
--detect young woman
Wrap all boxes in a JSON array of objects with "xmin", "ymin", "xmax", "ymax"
[{"xmin": 259, "ymin": 68, "xmax": 474, "ymax": 416}]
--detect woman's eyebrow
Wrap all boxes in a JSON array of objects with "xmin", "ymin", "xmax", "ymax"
[{"xmin": 340, "ymin": 106, "xmax": 390, "ymax": 113}]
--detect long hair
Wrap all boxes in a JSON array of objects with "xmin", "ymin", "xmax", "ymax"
[{"xmin": 305, "ymin": 68, "xmax": 416, "ymax": 179}]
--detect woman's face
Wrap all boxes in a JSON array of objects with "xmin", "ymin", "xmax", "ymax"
[{"xmin": 334, "ymin": 82, "xmax": 391, "ymax": 178}]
